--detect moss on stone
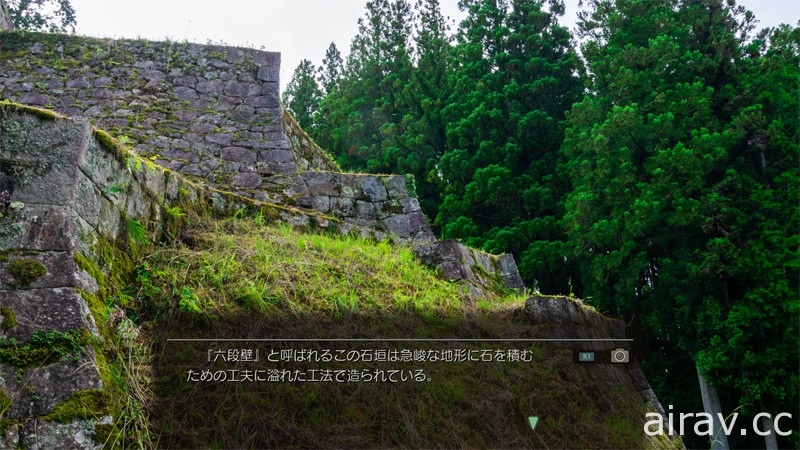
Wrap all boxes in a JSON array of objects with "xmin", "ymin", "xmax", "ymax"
[
  {"xmin": 0, "ymin": 390, "xmax": 12, "ymax": 415},
  {"xmin": 92, "ymin": 128, "xmax": 131, "ymax": 165},
  {"xmin": 43, "ymin": 390, "xmax": 110, "ymax": 424},
  {"xmin": 0, "ymin": 100, "xmax": 65, "ymax": 121},
  {"xmin": 472, "ymin": 262, "xmax": 489, "ymax": 277},
  {"xmin": 93, "ymin": 422, "xmax": 120, "ymax": 446},
  {"xmin": 0, "ymin": 329, "xmax": 93, "ymax": 368},
  {"xmin": 74, "ymin": 253, "xmax": 104, "ymax": 286},
  {"xmin": 0, "ymin": 31, "xmax": 75, "ymax": 52},
  {"xmin": 380, "ymin": 201, "xmax": 404, "ymax": 216},
  {"xmin": 0, "ymin": 418, "xmax": 18, "ymax": 436},
  {"xmin": 214, "ymin": 173, "xmax": 233, "ymax": 186},
  {"xmin": 73, "ymin": 241, "xmax": 135, "ymax": 345},
  {"xmin": 0, "ymin": 307, "xmax": 16, "ymax": 330},
  {"xmin": 72, "ymin": 231, "xmax": 152, "ymax": 446},
  {"xmin": 79, "ymin": 234, "xmax": 135, "ymax": 291},
  {"xmin": 280, "ymin": 105, "xmax": 341, "ymax": 172},
  {"xmin": 0, "ymin": 249, "xmax": 36, "ymax": 264},
  {"xmin": 7, "ymin": 258, "xmax": 46, "ymax": 286}
]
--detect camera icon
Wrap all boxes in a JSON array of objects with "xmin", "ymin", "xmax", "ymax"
[{"xmin": 611, "ymin": 348, "xmax": 629, "ymax": 364}]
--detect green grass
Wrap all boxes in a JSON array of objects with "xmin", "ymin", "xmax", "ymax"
[
  {"xmin": 124, "ymin": 216, "xmax": 683, "ymax": 449},
  {"xmin": 135, "ymin": 218, "xmax": 471, "ymax": 320}
]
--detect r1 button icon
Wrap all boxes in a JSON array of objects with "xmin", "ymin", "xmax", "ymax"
[{"xmin": 578, "ymin": 351, "xmax": 595, "ymax": 362}]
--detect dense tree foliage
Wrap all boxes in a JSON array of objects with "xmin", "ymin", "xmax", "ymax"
[
  {"xmin": 438, "ymin": 0, "xmax": 584, "ymax": 294},
  {"xmin": 2, "ymin": 0, "xmax": 76, "ymax": 32},
  {"xmin": 285, "ymin": 2, "xmax": 799, "ymax": 446},
  {"xmin": 311, "ymin": 0, "xmax": 451, "ymax": 218},
  {"xmin": 318, "ymin": 42, "xmax": 343, "ymax": 96},
  {"xmin": 282, "ymin": 59, "xmax": 322, "ymax": 131},
  {"xmin": 565, "ymin": 0, "xmax": 798, "ymax": 447},
  {"xmin": 321, "ymin": 0, "xmax": 415, "ymax": 173}
]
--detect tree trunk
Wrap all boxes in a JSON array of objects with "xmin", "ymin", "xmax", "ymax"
[
  {"xmin": 0, "ymin": 0, "xmax": 12, "ymax": 31},
  {"xmin": 696, "ymin": 361, "xmax": 730, "ymax": 450},
  {"xmin": 760, "ymin": 401, "xmax": 779, "ymax": 450}
]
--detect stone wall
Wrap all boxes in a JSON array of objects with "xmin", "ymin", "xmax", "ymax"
[
  {"xmin": 0, "ymin": 31, "xmax": 533, "ymax": 286},
  {"xmin": 0, "ymin": 104, "xmax": 325, "ymax": 447},
  {"xmin": 303, "ymin": 171, "xmax": 434, "ymax": 244},
  {"xmin": 0, "ymin": 32, "xmax": 434, "ymax": 243},
  {"xmin": 0, "ymin": 106, "xmax": 106, "ymax": 449},
  {"xmin": 0, "ymin": 31, "xmax": 311, "ymax": 205},
  {"xmin": 0, "ymin": 30, "xmax": 529, "ymax": 296},
  {"xmin": 281, "ymin": 105, "xmax": 340, "ymax": 172},
  {"xmin": 0, "ymin": 103, "xmax": 524, "ymax": 447}
]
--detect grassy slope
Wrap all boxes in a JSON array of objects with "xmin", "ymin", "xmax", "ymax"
[{"xmin": 128, "ymin": 216, "xmax": 679, "ymax": 449}]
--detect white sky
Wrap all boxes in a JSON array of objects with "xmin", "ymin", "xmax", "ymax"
[{"xmin": 68, "ymin": 0, "xmax": 798, "ymax": 91}]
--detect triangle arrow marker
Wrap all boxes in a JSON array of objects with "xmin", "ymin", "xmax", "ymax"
[{"xmin": 528, "ymin": 416, "xmax": 539, "ymax": 430}]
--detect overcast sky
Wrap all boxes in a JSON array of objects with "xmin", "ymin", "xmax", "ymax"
[{"xmin": 69, "ymin": 0, "xmax": 798, "ymax": 91}]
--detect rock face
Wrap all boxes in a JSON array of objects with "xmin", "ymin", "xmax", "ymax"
[{"xmin": 414, "ymin": 240, "xmax": 525, "ymax": 298}]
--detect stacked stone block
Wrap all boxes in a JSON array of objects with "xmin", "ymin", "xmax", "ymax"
[
  {"xmin": 281, "ymin": 105, "xmax": 340, "ymax": 172},
  {"xmin": 0, "ymin": 110, "xmax": 113, "ymax": 448},
  {"xmin": 0, "ymin": 31, "xmax": 526, "ymax": 294},
  {"xmin": 302, "ymin": 171, "xmax": 434, "ymax": 243},
  {"xmin": 0, "ymin": 106, "xmax": 320, "ymax": 447},
  {"xmin": 0, "ymin": 32, "xmax": 310, "ymax": 205}
]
